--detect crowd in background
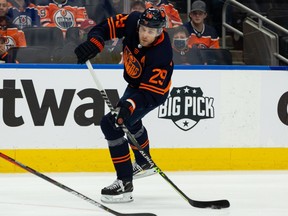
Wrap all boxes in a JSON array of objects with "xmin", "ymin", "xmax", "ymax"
[{"xmin": 0, "ymin": 0, "xmax": 286, "ymax": 65}]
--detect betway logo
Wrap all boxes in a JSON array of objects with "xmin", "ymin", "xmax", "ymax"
[{"xmin": 0, "ymin": 80, "xmax": 119, "ymax": 127}]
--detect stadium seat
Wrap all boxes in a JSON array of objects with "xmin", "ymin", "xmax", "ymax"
[
  {"xmin": 267, "ymin": 8, "xmax": 288, "ymax": 36},
  {"xmin": 22, "ymin": 27, "xmax": 64, "ymax": 50},
  {"xmin": 199, "ymin": 49, "xmax": 233, "ymax": 65},
  {"xmin": 65, "ymin": 27, "xmax": 81, "ymax": 44},
  {"xmin": 7, "ymin": 46, "xmax": 52, "ymax": 63}
]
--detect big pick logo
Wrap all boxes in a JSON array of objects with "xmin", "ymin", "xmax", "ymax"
[{"xmin": 158, "ymin": 86, "xmax": 215, "ymax": 131}]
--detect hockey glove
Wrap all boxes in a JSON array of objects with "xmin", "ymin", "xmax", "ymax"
[
  {"xmin": 116, "ymin": 100, "xmax": 135, "ymax": 126},
  {"xmin": 74, "ymin": 37, "xmax": 104, "ymax": 64}
]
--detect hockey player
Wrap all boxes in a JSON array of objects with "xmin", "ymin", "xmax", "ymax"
[
  {"xmin": 75, "ymin": 7, "xmax": 174, "ymax": 203},
  {"xmin": 145, "ymin": 0, "xmax": 183, "ymax": 28},
  {"xmin": 130, "ymin": 0, "xmax": 145, "ymax": 13},
  {"xmin": 37, "ymin": 0, "xmax": 87, "ymax": 37}
]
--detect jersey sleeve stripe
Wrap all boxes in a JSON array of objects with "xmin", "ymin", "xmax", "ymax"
[
  {"xmin": 107, "ymin": 17, "xmax": 113, "ymax": 39},
  {"xmin": 139, "ymin": 82, "xmax": 171, "ymax": 95},
  {"xmin": 90, "ymin": 38, "xmax": 104, "ymax": 51},
  {"xmin": 107, "ymin": 17, "xmax": 116, "ymax": 39}
]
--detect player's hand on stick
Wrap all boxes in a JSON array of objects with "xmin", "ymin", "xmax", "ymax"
[
  {"xmin": 116, "ymin": 100, "xmax": 135, "ymax": 126},
  {"xmin": 74, "ymin": 37, "xmax": 104, "ymax": 64}
]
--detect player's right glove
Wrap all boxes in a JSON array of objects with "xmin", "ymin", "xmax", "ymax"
[
  {"xmin": 116, "ymin": 100, "xmax": 135, "ymax": 126},
  {"xmin": 74, "ymin": 37, "xmax": 104, "ymax": 64}
]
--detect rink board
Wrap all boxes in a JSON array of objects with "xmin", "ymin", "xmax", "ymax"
[
  {"xmin": 1, "ymin": 148, "xmax": 288, "ymax": 172},
  {"xmin": 0, "ymin": 64, "xmax": 288, "ymax": 172}
]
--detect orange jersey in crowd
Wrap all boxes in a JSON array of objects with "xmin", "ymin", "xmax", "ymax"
[
  {"xmin": 145, "ymin": 2, "xmax": 182, "ymax": 28},
  {"xmin": 37, "ymin": 3, "xmax": 87, "ymax": 34},
  {"xmin": 183, "ymin": 22, "xmax": 220, "ymax": 49},
  {"xmin": 187, "ymin": 34, "xmax": 220, "ymax": 49},
  {"xmin": 0, "ymin": 28, "xmax": 27, "ymax": 51}
]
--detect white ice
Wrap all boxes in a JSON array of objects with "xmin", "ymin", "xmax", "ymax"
[{"xmin": 1, "ymin": 171, "xmax": 288, "ymax": 216}]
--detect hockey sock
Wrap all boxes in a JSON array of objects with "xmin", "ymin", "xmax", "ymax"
[
  {"xmin": 108, "ymin": 139, "xmax": 133, "ymax": 181},
  {"xmin": 128, "ymin": 126, "xmax": 151, "ymax": 165}
]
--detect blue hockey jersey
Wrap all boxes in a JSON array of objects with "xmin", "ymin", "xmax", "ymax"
[
  {"xmin": 88, "ymin": 11, "xmax": 174, "ymax": 107},
  {"xmin": 7, "ymin": 5, "xmax": 40, "ymax": 29}
]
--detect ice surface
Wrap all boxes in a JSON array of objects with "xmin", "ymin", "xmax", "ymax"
[{"xmin": 1, "ymin": 171, "xmax": 288, "ymax": 216}]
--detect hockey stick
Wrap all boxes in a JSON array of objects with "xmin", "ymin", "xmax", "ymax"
[
  {"xmin": 0, "ymin": 152, "xmax": 156, "ymax": 216},
  {"xmin": 86, "ymin": 60, "xmax": 230, "ymax": 209}
]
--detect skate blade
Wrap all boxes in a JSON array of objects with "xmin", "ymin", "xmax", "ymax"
[
  {"xmin": 101, "ymin": 192, "xmax": 133, "ymax": 203},
  {"xmin": 133, "ymin": 168, "xmax": 157, "ymax": 180}
]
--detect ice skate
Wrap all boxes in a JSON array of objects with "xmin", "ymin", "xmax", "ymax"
[
  {"xmin": 101, "ymin": 179, "xmax": 133, "ymax": 203},
  {"xmin": 133, "ymin": 161, "xmax": 157, "ymax": 179}
]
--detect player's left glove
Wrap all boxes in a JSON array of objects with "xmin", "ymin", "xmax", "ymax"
[
  {"xmin": 116, "ymin": 100, "xmax": 135, "ymax": 126},
  {"xmin": 74, "ymin": 37, "xmax": 104, "ymax": 64}
]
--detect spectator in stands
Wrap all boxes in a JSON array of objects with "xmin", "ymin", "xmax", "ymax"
[
  {"xmin": 0, "ymin": 0, "xmax": 16, "ymax": 28},
  {"xmin": 79, "ymin": 18, "xmax": 95, "ymax": 41},
  {"xmin": 0, "ymin": 16, "xmax": 26, "ymax": 50},
  {"xmin": 170, "ymin": 26, "xmax": 202, "ymax": 65},
  {"xmin": 0, "ymin": 0, "xmax": 8, "ymax": 16},
  {"xmin": 91, "ymin": 0, "xmax": 115, "ymax": 24},
  {"xmin": 7, "ymin": 0, "xmax": 40, "ymax": 29},
  {"xmin": 53, "ymin": 18, "xmax": 96, "ymax": 63},
  {"xmin": 111, "ymin": 0, "xmax": 124, "ymax": 14},
  {"xmin": 183, "ymin": 0, "xmax": 219, "ymax": 49},
  {"xmin": 0, "ymin": 35, "xmax": 8, "ymax": 62},
  {"xmin": 37, "ymin": 0, "xmax": 88, "ymax": 37},
  {"xmin": 31, "ymin": 0, "xmax": 49, "ymax": 5},
  {"xmin": 130, "ymin": 0, "xmax": 145, "ymax": 13},
  {"xmin": 82, "ymin": 1, "xmax": 146, "ymax": 64},
  {"xmin": 145, "ymin": 0, "xmax": 182, "ymax": 28}
]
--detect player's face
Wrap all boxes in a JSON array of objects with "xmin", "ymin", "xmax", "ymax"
[
  {"xmin": 138, "ymin": 25, "xmax": 159, "ymax": 47},
  {"xmin": 190, "ymin": 11, "xmax": 207, "ymax": 24}
]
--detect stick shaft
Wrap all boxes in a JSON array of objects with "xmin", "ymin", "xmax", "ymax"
[
  {"xmin": 85, "ymin": 61, "xmax": 205, "ymax": 204},
  {"xmin": 86, "ymin": 61, "xmax": 230, "ymax": 209},
  {"xmin": 0, "ymin": 152, "xmax": 125, "ymax": 215}
]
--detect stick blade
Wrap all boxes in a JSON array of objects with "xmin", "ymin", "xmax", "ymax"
[{"xmin": 189, "ymin": 199, "xmax": 230, "ymax": 209}]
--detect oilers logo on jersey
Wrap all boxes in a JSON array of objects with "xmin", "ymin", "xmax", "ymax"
[
  {"xmin": 158, "ymin": 86, "xmax": 215, "ymax": 131},
  {"xmin": 0, "ymin": 28, "xmax": 27, "ymax": 50},
  {"xmin": 54, "ymin": 9, "xmax": 75, "ymax": 30},
  {"xmin": 123, "ymin": 46, "xmax": 142, "ymax": 79},
  {"xmin": 4, "ymin": 36, "xmax": 16, "ymax": 51},
  {"xmin": 13, "ymin": 15, "xmax": 33, "ymax": 29}
]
